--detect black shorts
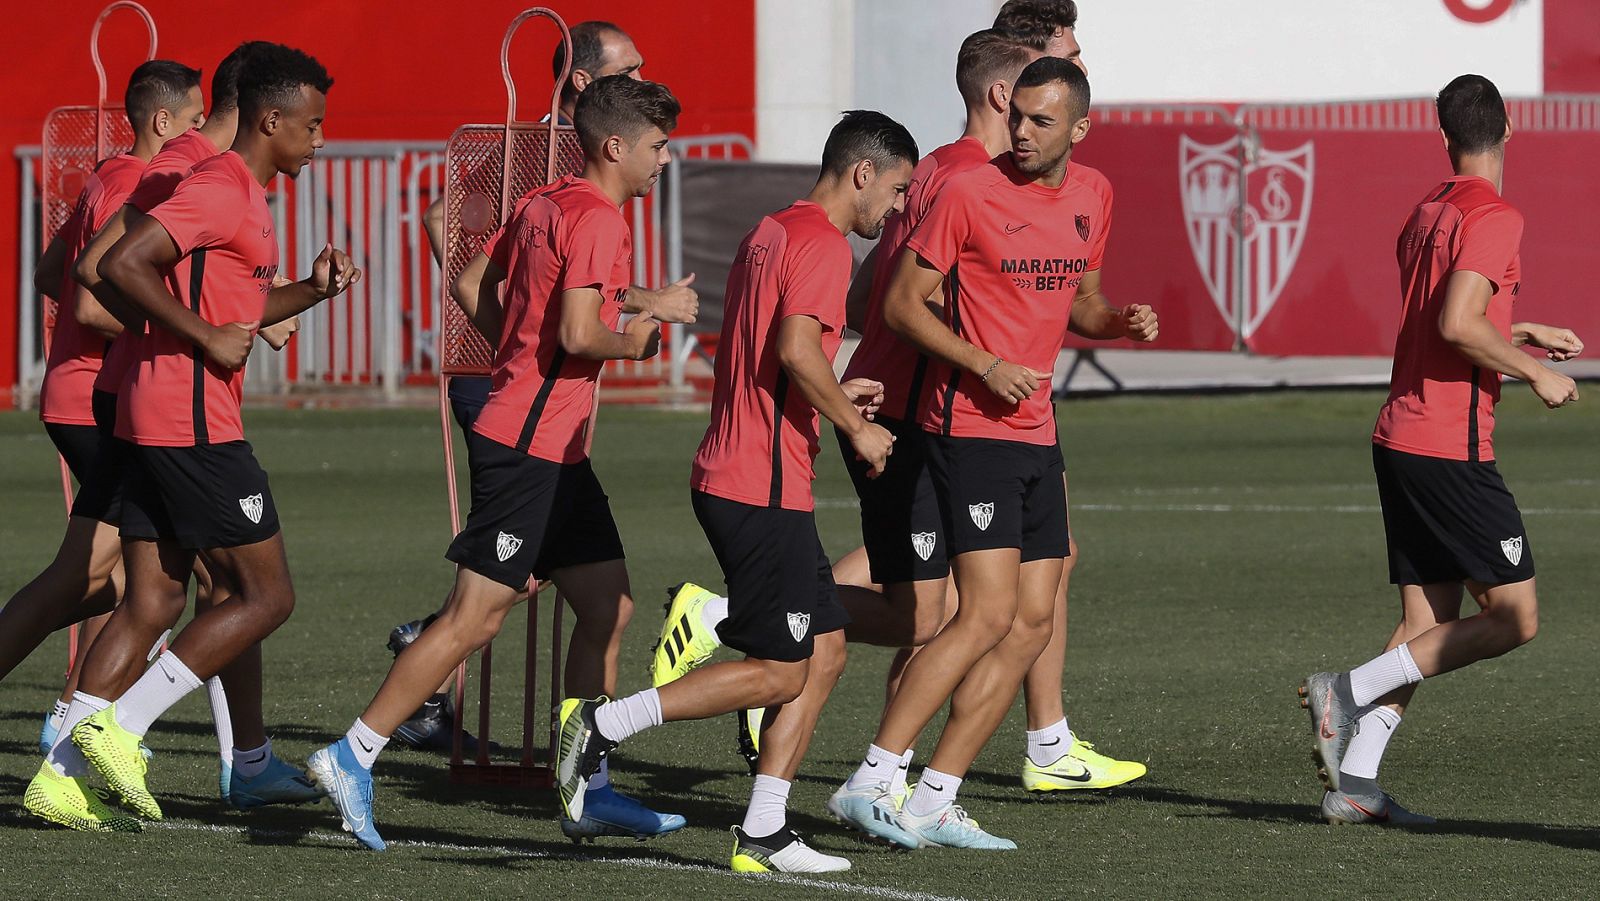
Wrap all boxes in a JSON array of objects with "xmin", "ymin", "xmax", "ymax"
[
  {"xmin": 66, "ymin": 390, "xmax": 128, "ymax": 525},
  {"xmin": 1372, "ymin": 444, "xmax": 1535, "ymax": 586},
  {"xmin": 925, "ymin": 434, "xmax": 1070, "ymax": 562},
  {"xmin": 444, "ymin": 430, "xmax": 625, "ymax": 589},
  {"xmin": 691, "ymin": 490, "xmax": 850, "ymax": 663},
  {"xmin": 120, "ymin": 440, "xmax": 281, "ymax": 549},
  {"xmin": 43, "ymin": 421, "xmax": 100, "ymax": 485},
  {"xmin": 448, "ymin": 376, "xmax": 492, "ymax": 434},
  {"xmin": 836, "ymin": 417, "xmax": 948, "ymax": 584}
]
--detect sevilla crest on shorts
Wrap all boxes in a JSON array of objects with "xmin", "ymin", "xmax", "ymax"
[
  {"xmin": 787, "ymin": 611, "xmax": 811, "ymax": 642},
  {"xmin": 1180, "ymin": 135, "xmax": 1314, "ymax": 340},
  {"xmin": 238, "ymin": 494, "xmax": 264, "ymax": 525},
  {"xmin": 968, "ymin": 502, "xmax": 994, "ymax": 531},
  {"xmin": 1500, "ymin": 536, "xmax": 1524, "ymax": 566},
  {"xmin": 911, "ymin": 531, "xmax": 937, "ymax": 562},
  {"xmin": 496, "ymin": 531, "xmax": 523, "ymax": 563}
]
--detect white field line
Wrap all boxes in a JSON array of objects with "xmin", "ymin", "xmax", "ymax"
[
  {"xmin": 148, "ymin": 820, "xmax": 970, "ymax": 901},
  {"xmin": 817, "ymin": 498, "xmax": 1600, "ymax": 516}
]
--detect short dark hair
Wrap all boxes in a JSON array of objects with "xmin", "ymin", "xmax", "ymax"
[
  {"xmin": 1437, "ymin": 74, "xmax": 1508, "ymax": 156},
  {"xmin": 574, "ymin": 75, "xmax": 680, "ymax": 156},
  {"xmin": 956, "ymin": 29, "xmax": 1036, "ymax": 107},
  {"xmin": 125, "ymin": 59, "xmax": 201, "ymax": 126},
  {"xmin": 994, "ymin": 0, "xmax": 1079, "ymax": 49},
  {"xmin": 819, "ymin": 110, "xmax": 919, "ymax": 178},
  {"xmin": 1015, "ymin": 56, "xmax": 1090, "ymax": 121},
  {"xmin": 554, "ymin": 20, "xmax": 626, "ymax": 102},
  {"xmin": 211, "ymin": 41, "xmax": 271, "ymax": 116},
  {"xmin": 236, "ymin": 43, "xmax": 334, "ymax": 119}
]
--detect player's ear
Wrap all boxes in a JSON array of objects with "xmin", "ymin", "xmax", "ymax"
[
  {"xmin": 153, "ymin": 108, "xmax": 171, "ymax": 138},
  {"xmin": 604, "ymin": 133, "xmax": 625, "ymax": 163},
  {"xmin": 263, "ymin": 107, "xmax": 280, "ymax": 137},
  {"xmin": 1503, "ymin": 117, "xmax": 1513, "ymax": 145},
  {"xmin": 989, "ymin": 80, "xmax": 1010, "ymax": 116},
  {"xmin": 853, "ymin": 158, "xmax": 873, "ymax": 191},
  {"xmin": 572, "ymin": 68, "xmax": 593, "ymax": 95},
  {"xmin": 1439, "ymin": 127, "xmax": 1451, "ymax": 156},
  {"xmin": 1071, "ymin": 115, "xmax": 1092, "ymax": 146}
]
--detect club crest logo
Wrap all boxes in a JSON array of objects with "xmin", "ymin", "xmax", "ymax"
[
  {"xmin": 787, "ymin": 611, "xmax": 811, "ymax": 642},
  {"xmin": 495, "ymin": 531, "xmax": 523, "ymax": 563},
  {"xmin": 1180, "ymin": 135, "xmax": 1314, "ymax": 339},
  {"xmin": 968, "ymin": 502, "xmax": 994, "ymax": 531},
  {"xmin": 238, "ymin": 494, "xmax": 264, "ymax": 524},
  {"xmin": 1075, "ymin": 214, "xmax": 1090, "ymax": 242},
  {"xmin": 1500, "ymin": 536, "xmax": 1523, "ymax": 566},
  {"xmin": 911, "ymin": 532, "xmax": 937, "ymax": 562}
]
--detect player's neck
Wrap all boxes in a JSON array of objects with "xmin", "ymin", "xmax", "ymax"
[
  {"xmin": 230, "ymin": 136, "xmax": 280, "ymax": 187},
  {"xmin": 804, "ymin": 177, "xmax": 858, "ymax": 236},
  {"xmin": 130, "ymin": 134, "xmax": 161, "ymax": 162},
  {"xmin": 578, "ymin": 162, "xmax": 631, "ymax": 208},
  {"xmin": 198, "ymin": 115, "xmax": 237, "ymax": 153},
  {"xmin": 961, "ymin": 108, "xmax": 1012, "ymax": 158},
  {"xmin": 1453, "ymin": 152, "xmax": 1504, "ymax": 194}
]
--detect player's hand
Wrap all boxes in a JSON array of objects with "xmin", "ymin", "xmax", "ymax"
[
  {"xmin": 625, "ymin": 311, "xmax": 661, "ymax": 360},
  {"xmin": 849, "ymin": 420, "xmax": 895, "ymax": 477},
  {"xmin": 980, "ymin": 359, "xmax": 1048, "ymax": 405},
  {"xmin": 1529, "ymin": 367, "xmax": 1579, "ymax": 408},
  {"xmin": 1122, "ymin": 304, "xmax": 1159, "ymax": 342},
  {"xmin": 310, "ymin": 243, "xmax": 362, "ymax": 300},
  {"xmin": 259, "ymin": 316, "xmax": 300, "ymax": 351},
  {"xmin": 841, "ymin": 377, "xmax": 885, "ymax": 421},
  {"xmin": 648, "ymin": 274, "xmax": 698, "ymax": 324},
  {"xmin": 206, "ymin": 320, "xmax": 258, "ymax": 370},
  {"xmin": 1526, "ymin": 324, "xmax": 1584, "ymax": 362}
]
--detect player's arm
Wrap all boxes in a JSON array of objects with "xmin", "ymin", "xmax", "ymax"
[
  {"xmin": 1066, "ymin": 269, "xmax": 1158, "ymax": 342},
  {"xmin": 33, "ymin": 233, "xmax": 69, "ymax": 300},
  {"xmin": 1511, "ymin": 321, "xmax": 1585, "ymax": 362},
  {"xmin": 451, "ymin": 251, "xmax": 507, "ymax": 342},
  {"xmin": 423, "ymin": 196, "xmax": 446, "ymax": 266},
  {"xmin": 844, "ymin": 243, "xmax": 881, "ymax": 334},
  {"xmin": 80, "ymin": 206, "xmax": 148, "ymax": 332},
  {"xmin": 262, "ymin": 244, "xmax": 361, "ymax": 326},
  {"xmin": 70, "ymin": 282, "xmax": 122, "ymax": 339},
  {"xmin": 883, "ymin": 250, "xmax": 1045, "ymax": 405},
  {"xmin": 1438, "ymin": 270, "xmax": 1577, "ymax": 408},
  {"xmin": 559, "ymin": 287, "xmax": 659, "ymax": 361},
  {"xmin": 776, "ymin": 314, "xmax": 894, "ymax": 474},
  {"xmin": 101, "ymin": 216, "xmax": 255, "ymax": 370},
  {"xmin": 623, "ymin": 275, "xmax": 699, "ymax": 324}
]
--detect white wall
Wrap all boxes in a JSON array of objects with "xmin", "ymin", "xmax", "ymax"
[{"xmin": 755, "ymin": 0, "xmax": 1545, "ymax": 161}]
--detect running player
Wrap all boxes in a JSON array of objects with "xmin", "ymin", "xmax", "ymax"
[
  {"xmin": 31, "ymin": 43, "xmax": 355, "ymax": 831},
  {"xmin": 835, "ymin": 58, "xmax": 1156, "ymax": 850},
  {"xmin": 307, "ymin": 75, "xmax": 682, "ymax": 851},
  {"xmin": 1300, "ymin": 73, "xmax": 1582, "ymax": 826},
  {"xmin": 387, "ymin": 20, "xmax": 696, "ymax": 755},
  {"xmin": 555, "ymin": 110, "xmax": 915, "ymax": 874}
]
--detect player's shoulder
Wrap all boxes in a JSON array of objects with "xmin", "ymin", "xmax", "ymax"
[
  {"xmin": 771, "ymin": 201, "xmax": 847, "ymax": 255},
  {"xmin": 1068, "ymin": 161, "xmax": 1112, "ymax": 195}
]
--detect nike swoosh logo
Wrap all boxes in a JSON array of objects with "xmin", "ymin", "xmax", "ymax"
[
  {"xmin": 356, "ymin": 738, "xmax": 373, "ymax": 754},
  {"xmin": 1052, "ymin": 767, "xmax": 1093, "ymax": 783},
  {"xmin": 163, "ymin": 667, "xmax": 176, "ymax": 684},
  {"xmin": 1319, "ymin": 688, "xmax": 1338, "ymax": 740},
  {"xmin": 1039, "ymin": 737, "xmax": 1062, "ymax": 747},
  {"xmin": 924, "ymin": 781, "xmax": 945, "ymax": 792},
  {"xmin": 243, "ymin": 753, "xmax": 267, "ymax": 765},
  {"xmin": 865, "ymin": 759, "xmax": 878, "ymax": 767},
  {"xmin": 1004, "ymin": 223, "xmax": 1030, "ymax": 235}
]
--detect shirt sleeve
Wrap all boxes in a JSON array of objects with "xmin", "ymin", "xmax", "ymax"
[
  {"xmin": 127, "ymin": 169, "xmax": 183, "ymax": 214},
  {"xmin": 905, "ymin": 179, "xmax": 973, "ymax": 275},
  {"xmin": 146, "ymin": 169, "xmax": 242, "ymax": 255},
  {"xmin": 1452, "ymin": 205, "xmax": 1523, "ymax": 293},
  {"xmin": 776, "ymin": 228, "xmax": 851, "ymax": 329},
  {"xmin": 1087, "ymin": 180, "xmax": 1114, "ymax": 271},
  {"xmin": 482, "ymin": 223, "xmax": 511, "ymax": 269},
  {"xmin": 557, "ymin": 205, "xmax": 629, "ymax": 294}
]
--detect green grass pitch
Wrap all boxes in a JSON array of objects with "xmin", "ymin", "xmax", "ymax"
[{"xmin": 0, "ymin": 390, "xmax": 1596, "ymax": 899}]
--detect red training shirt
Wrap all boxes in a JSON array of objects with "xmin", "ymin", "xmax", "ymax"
[
  {"xmin": 97, "ymin": 128, "xmax": 220, "ymax": 397},
  {"xmin": 843, "ymin": 136, "xmax": 992, "ymax": 423},
  {"xmin": 907, "ymin": 155, "xmax": 1112, "ymax": 445},
  {"xmin": 692, "ymin": 201, "xmax": 852, "ymax": 511},
  {"xmin": 473, "ymin": 175, "xmax": 632, "ymax": 464},
  {"xmin": 1374, "ymin": 175, "xmax": 1524, "ymax": 462},
  {"xmin": 40, "ymin": 154, "xmax": 145, "ymax": 424},
  {"xmin": 118, "ymin": 151, "xmax": 278, "ymax": 447}
]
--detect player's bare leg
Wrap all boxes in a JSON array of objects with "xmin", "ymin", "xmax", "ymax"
[
  {"xmin": 753, "ymin": 631, "xmax": 847, "ymax": 782},
  {"xmin": 557, "ymin": 561, "xmax": 634, "ymax": 698},
  {"xmin": 1022, "ymin": 542, "xmax": 1073, "ymax": 731},
  {"xmin": 0, "ymin": 517, "xmax": 122, "ymax": 684}
]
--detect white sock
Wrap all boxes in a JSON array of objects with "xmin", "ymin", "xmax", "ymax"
[
  {"xmin": 233, "ymin": 739, "xmax": 273, "ymax": 780},
  {"xmin": 206, "ymin": 676, "xmax": 233, "ymax": 765},
  {"xmin": 1348, "ymin": 643, "xmax": 1423, "ymax": 707},
  {"xmin": 845, "ymin": 743, "xmax": 902, "ymax": 791},
  {"xmin": 345, "ymin": 718, "xmax": 388, "ymax": 770},
  {"xmin": 47, "ymin": 692, "xmax": 110, "ymax": 777},
  {"xmin": 1026, "ymin": 717, "xmax": 1074, "ymax": 766},
  {"xmin": 888, "ymin": 748, "xmax": 914, "ymax": 798},
  {"xmin": 741, "ymin": 774, "xmax": 791, "ymax": 837},
  {"xmin": 588, "ymin": 757, "xmax": 611, "ymax": 791},
  {"xmin": 46, "ymin": 699, "xmax": 70, "ymax": 731},
  {"xmin": 114, "ymin": 651, "xmax": 203, "ymax": 737},
  {"xmin": 1338, "ymin": 706, "xmax": 1403, "ymax": 781},
  {"xmin": 593, "ymin": 688, "xmax": 663, "ymax": 743},
  {"xmin": 905, "ymin": 767, "xmax": 962, "ymax": 818},
  {"xmin": 702, "ymin": 596, "xmax": 729, "ymax": 634}
]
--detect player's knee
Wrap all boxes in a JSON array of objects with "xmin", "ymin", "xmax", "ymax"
[
  {"xmin": 752, "ymin": 659, "xmax": 809, "ymax": 706},
  {"xmin": 813, "ymin": 634, "xmax": 848, "ymax": 684},
  {"xmin": 966, "ymin": 604, "xmax": 1018, "ymax": 647},
  {"xmin": 257, "ymin": 584, "xmax": 297, "ymax": 629}
]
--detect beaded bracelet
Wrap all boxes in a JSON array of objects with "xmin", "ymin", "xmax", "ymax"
[{"xmin": 979, "ymin": 357, "xmax": 1002, "ymax": 382}]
